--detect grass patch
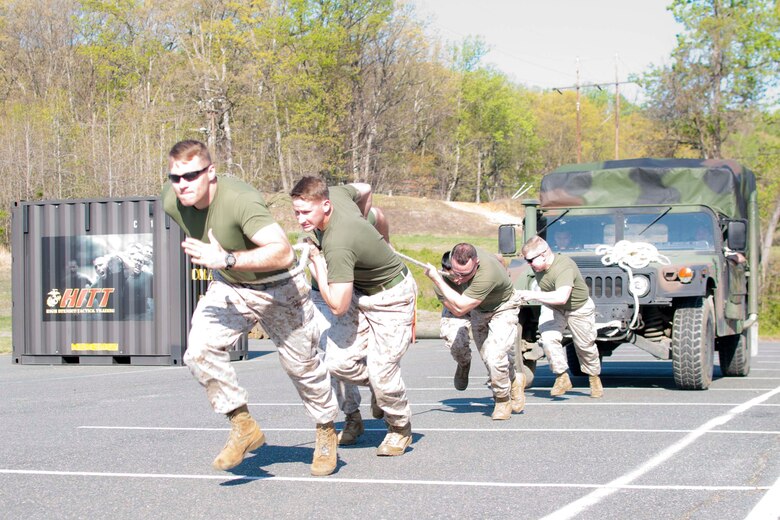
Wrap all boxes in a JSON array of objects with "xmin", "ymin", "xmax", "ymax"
[{"xmin": 0, "ymin": 248, "xmax": 10, "ymax": 354}]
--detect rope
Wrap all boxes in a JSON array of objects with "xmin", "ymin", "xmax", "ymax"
[
  {"xmin": 247, "ymin": 242, "xmax": 448, "ymax": 286},
  {"xmin": 239, "ymin": 242, "xmax": 313, "ymax": 286},
  {"xmin": 595, "ymin": 240, "xmax": 670, "ymax": 330},
  {"xmin": 393, "ymin": 249, "xmax": 449, "ymax": 276}
]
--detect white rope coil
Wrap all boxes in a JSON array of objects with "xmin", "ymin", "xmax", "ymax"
[
  {"xmin": 596, "ymin": 240, "xmax": 670, "ymax": 271},
  {"xmin": 595, "ymin": 240, "xmax": 670, "ymax": 330}
]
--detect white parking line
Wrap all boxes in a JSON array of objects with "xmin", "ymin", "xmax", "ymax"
[
  {"xmin": 745, "ymin": 475, "xmax": 780, "ymax": 519},
  {"xmin": 0, "ymin": 468, "xmax": 770, "ymax": 492},
  {"xmin": 427, "ymin": 375, "xmax": 780, "ymax": 380},
  {"xmin": 540, "ymin": 385, "xmax": 780, "ymax": 520},
  {"xmin": 78, "ymin": 425, "xmax": 780, "ymax": 435},
  {"xmin": 406, "ymin": 387, "xmax": 780, "ymax": 392},
  {"xmin": 3, "ymin": 366, "xmax": 180, "ymax": 384},
  {"xmin": 230, "ymin": 401, "xmax": 778, "ymax": 407}
]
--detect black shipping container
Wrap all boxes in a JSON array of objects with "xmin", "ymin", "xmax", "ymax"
[{"xmin": 11, "ymin": 197, "xmax": 248, "ymax": 365}]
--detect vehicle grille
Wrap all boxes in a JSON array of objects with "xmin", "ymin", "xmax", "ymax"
[{"xmin": 583, "ymin": 273, "xmax": 625, "ymax": 299}]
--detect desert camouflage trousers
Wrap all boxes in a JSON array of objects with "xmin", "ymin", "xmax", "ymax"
[
  {"xmin": 458, "ymin": 292, "xmax": 521, "ymax": 399},
  {"xmin": 311, "ymin": 289, "xmax": 362, "ymax": 415},
  {"xmin": 320, "ymin": 271, "xmax": 417, "ymax": 429},
  {"xmin": 538, "ymin": 297, "xmax": 600, "ymax": 376},
  {"xmin": 183, "ymin": 270, "xmax": 338, "ymax": 423},
  {"xmin": 440, "ymin": 308, "xmax": 472, "ymax": 366}
]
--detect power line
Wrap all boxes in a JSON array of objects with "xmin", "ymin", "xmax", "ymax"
[{"xmin": 550, "ymin": 56, "xmax": 637, "ymax": 161}]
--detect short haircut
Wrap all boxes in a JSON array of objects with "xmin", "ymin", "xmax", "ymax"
[
  {"xmin": 168, "ymin": 140, "xmax": 211, "ymax": 165},
  {"xmin": 290, "ymin": 176, "xmax": 329, "ymax": 202},
  {"xmin": 450, "ymin": 243, "xmax": 477, "ymax": 265},
  {"xmin": 521, "ymin": 235, "xmax": 548, "ymax": 257}
]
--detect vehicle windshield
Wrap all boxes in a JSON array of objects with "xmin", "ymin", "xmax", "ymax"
[{"xmin": 544, "ymin": 210, "xmax": 717, "ymax": 252}]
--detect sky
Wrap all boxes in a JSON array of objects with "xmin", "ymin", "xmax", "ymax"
[{"xmin": 407, "ymin": 0, "xmax": 684, "ymax": 103}]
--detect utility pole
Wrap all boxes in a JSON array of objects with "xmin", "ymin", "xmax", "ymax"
[
  {"xmin": 552, "ymin": 63, "xmax": 632, "ymax": 163},
  {"xmin": 576, "ymin": 58, "xmax": 582, "ymax": 163},
  {"xmin": 615, "ymin": 54, "xmax": 620, "ymax": 160}
]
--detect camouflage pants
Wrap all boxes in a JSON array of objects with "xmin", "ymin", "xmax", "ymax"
[
  {"xmin": 538, "ymin": 297, "xmax": 600, "ymax": 376},
  {"xmin": 183, "ymin": 270, "xmax": 338, "ymax": 424},
  {"xmin": 440, "ymin": 308, "xmax": 472, "ymax": 366},
  {"xmin": 321, "ymin": 271, "xmax": 417, "ymax": 429},
  {"xmin": 467, "ymin": 292, "xmax": 520, "ymax": 399},
  {"xmin": 311, "ymin": 289, "xmax": 362, "ymax": 415}
]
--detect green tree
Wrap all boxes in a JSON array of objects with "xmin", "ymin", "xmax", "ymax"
[{"xmin": 640, "ymin": 0, "xmax": 780, "ymax": 159}]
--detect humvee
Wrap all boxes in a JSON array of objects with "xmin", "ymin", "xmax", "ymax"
[{"xmin": 499, "ymin": 158, "xmax": 759, "ymax": 390}]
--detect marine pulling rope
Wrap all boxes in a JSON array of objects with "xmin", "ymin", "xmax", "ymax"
[{"xmin": 595, "ymin": 240, "xmax": 670, "ymax": 330}]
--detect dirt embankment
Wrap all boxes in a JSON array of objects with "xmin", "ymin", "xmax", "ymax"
[{"xmin": 267, "ymin": 193, "xmax": 524, "ymax": 237}]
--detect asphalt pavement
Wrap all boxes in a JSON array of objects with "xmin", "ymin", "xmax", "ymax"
[{"xmin": 1, "ymin": 339, "xmax": 778, "ymax": 520}]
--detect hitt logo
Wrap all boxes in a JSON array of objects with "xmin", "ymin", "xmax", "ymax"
[{"xmin": 45, "ymin": 287, "xmax": 115, "ymax": 313}]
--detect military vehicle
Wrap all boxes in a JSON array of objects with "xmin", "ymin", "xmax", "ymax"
[{"xmin": 499, "ymin": 158, "xmax": 759, "ymax": 390}]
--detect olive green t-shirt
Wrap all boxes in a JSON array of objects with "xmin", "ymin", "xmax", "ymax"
[
  {"xmin": 534, "ymin": 254, "xmax": 589, "ymax": 311},
  {"xmin": 328, "ymin": 185, "xmax": 363, "ymax": 217},
  {"xmin": 315, "ymin": 188, "xmax": 402, "ymax": 292},
  {"xmin": 162, "ymin": 175, "xmax": 287, "ymax": 284},
  {"xmin": 310, "ymin": 185, "xmax": 362, "ymax": 292},
  {"xmin": 437, "ymin": 247, "xmax": 514, "ymax": 313}
]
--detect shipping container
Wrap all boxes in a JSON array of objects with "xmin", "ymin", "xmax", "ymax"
[{"xmin": 11, "ymin": 197, "xmax": 248, "ymax": 365}]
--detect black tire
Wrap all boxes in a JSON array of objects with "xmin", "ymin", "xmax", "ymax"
[
  {"xmin": 672, "ymin": 296, "xmax": 715, "ymax": 390},
  {"xmin": 717, "ymin": 332, "xmax": 751, "ymax": 377}
]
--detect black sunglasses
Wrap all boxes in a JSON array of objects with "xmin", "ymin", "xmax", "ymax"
[
  {"xmin": 168, "ymin": 164, "xmax": 211, "ymax": 184},
  {"xmin": 524, "ymin": 250, "xmax": 546, "ymax": 263}
]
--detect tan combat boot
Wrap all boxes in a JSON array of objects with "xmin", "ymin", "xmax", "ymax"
[
  {"xmin": 550, "ymin": 372, "xmax": 572, "ymax": 397},
  {"xmin": 589, "ymin": 375, "xmax": 604, "ymax": 398},
  {"xmin": 212, "ymin": 405, "xmax": 265, "ymax": 471},
  {"xmin": 491, "ymin": 396, "xmax": 512, "ymax": 420},
  {"xmin": 510, "ymin": 374, "xmax": 526, "ymax": 413},
  {"xmin": 454, "ymin": 361, "xmax": 471, "ymax": 391},
  {"xmin": 337, "ymin": 410, "xmax": 365, "ymax": 446},
  {"xmin": 376, "ymin": 423, "xmax": 412, "ymax": 456},
  {"xmin": 311, "ymin": 421, "xmax": 338, "ymax": 476}
]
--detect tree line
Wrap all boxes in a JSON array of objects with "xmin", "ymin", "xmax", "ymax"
[{"xmin": 0, "ymin": 2, "xmax": 778, "ymax": 261}]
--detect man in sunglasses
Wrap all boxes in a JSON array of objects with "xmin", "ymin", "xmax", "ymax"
[
  {"xmin": 517, "ymin": 236, "xmax": 603, "ymax": 398},
  {"xmin": 425, "ymin": 243, "xmax": 525, "ymax": 420},
  {"xmin": 162, "ymin": 140, "xmax": 340, "ymax": 476},
  {"xmin": 291, "ymin": 175, "xmax": 417, "ymax": 457}
]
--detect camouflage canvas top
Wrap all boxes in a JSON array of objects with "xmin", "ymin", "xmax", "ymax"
[{"xmin": 540, "ymin": 158, "xmax": 756, "ymax": 219}]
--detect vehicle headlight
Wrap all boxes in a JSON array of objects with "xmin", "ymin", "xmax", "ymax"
[{"xmin": 628, "ymin": 275, "xmax": 650, "ymax": 297}]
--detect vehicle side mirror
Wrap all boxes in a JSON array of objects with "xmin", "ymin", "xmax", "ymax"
[
  {"xmin": 727, "ymin": 220, "xmax": 747, "ymax": 251},
  {"xmin": 498, "ymin": 224, "xmax": 518, "ymax": 255}
]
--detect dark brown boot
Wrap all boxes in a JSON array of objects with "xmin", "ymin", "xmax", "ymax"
[
  {"xmin": 454, "ymin": 361, "xmax": 471, "ymax": 391},
  {"xmin": 337, "ymin": 410, "xmax": 365, "ymax": 446}
]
